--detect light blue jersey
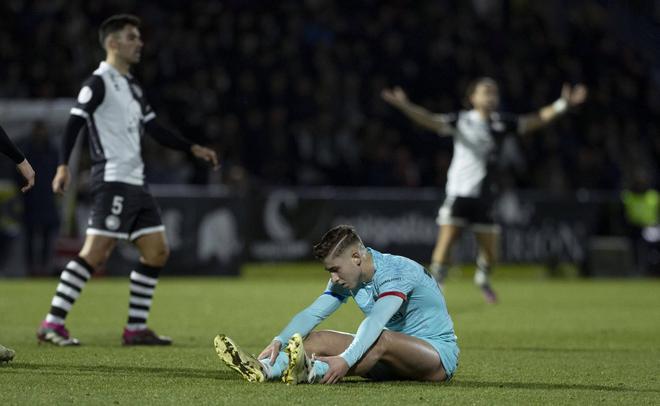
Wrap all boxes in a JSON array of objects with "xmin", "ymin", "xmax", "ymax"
[{"xmin": 325, "ymin": 248, "xmax": 459, "ymax": 377}]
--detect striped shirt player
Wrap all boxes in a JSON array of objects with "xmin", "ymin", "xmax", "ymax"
[
  {"xmin": 435, "ymin": 109, "xmax": 520, "ymax": 231},
  {"xmin": 382, "ymin": 79, "xmax": 587, "ymax": 303},
  {"xmin": 63, "ymin": 61, "xmax": 188, "ymax": 240},
  {"xmin": 38, "ymin": 14, "xmax": 218, "ymax": 347}
]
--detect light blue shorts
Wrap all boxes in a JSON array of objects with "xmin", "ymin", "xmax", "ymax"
[{"xmin": 419, "ymin": 337, "xmax": 459, "ymax": 380}]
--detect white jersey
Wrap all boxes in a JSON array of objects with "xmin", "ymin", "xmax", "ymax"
[
  {"xmin": 439, "ymin": 109, "xmax": 519, "ymax": 197},
  {"xmin": 70, "ymin": 62, "xmax": 156, "ymax": 186}
]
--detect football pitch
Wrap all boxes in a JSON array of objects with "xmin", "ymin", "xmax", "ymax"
[{"xmin": 1, "ymin": 264, "xmax": 659, "ymax": 405}]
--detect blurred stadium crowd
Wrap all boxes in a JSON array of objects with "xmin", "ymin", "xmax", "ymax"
[{"xmin": 1, "ymin": 0, "xmax": 659, "ymax": 190}]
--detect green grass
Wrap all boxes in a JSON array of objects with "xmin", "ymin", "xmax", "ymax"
[{"xmin": 1, "ymin": 264, "xmax": 659, "ymax": 405}]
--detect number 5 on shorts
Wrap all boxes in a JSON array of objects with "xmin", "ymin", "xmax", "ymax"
[{"xmin": 112, "ymin": 195, "xmax": 124, "ymax": 215}]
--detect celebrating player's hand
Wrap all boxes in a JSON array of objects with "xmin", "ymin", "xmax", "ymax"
[
  {"xmin": 315, "ymin": 355, "xmax": 350, "ymax": 384},
  {"xmin": 16, "ymin": 159, "xmax": 35, "ymax": 193},
  {"xmin": 52, "ymin": 165, "xmax": 70, "ymax": 194},
  {"xmin": 257, "ymin": 339, "xmax": 282, "ymax": 366},
  {"xmin": 560, "ymin": 83, "xmax": 588, "ymax": 107},
  {"xmin": 381, "ymin": 86, "xmax": 409, "ymax": 107},
  {"xmin": 190, "ymin": 144, "xmax": 219, "ymax": 170}
]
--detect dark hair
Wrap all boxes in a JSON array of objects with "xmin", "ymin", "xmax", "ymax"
[
  {"xmin": 99, "ymin": 14, "xmax": 141, "ymax": 48},
  {"xmin": 463, "ymin": 77, "xmax": 498, "ymax": 108},
  {"xmin": 312, "ymin": 225, "xmax": 362, "ymax": 260}
]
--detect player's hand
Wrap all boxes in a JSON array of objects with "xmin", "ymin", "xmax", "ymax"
[
  {"xmin": 381, "ymin": 86, "xmax": 409, "ymax": 107},
  {"xmin": 257, "ymin": 339, "xmax": 282, "ymax": 366},
  {"xmin": 191, "ymin": 144, "xmax": 219, "ymax": 170},
  {"xmin": 315, "ymin": 355, "xmax": 350, "ymax": 384},
  {"xmin": 16, "ymin": 159, "xmax": 35, "ymax": 193},
  {"xmin": 52, "ymin": 165, "xmax": 70, "ymax": 194},
  {"xmin": 560, "ymin": 83, "xmax": 588, "ymax": 107}
]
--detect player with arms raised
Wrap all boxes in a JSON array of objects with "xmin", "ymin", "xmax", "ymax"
[{"xmin": 382, "ymin": 78, "xmax": 587, "ymax": 302}]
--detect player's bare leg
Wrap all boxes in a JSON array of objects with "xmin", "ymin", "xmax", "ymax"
[
  {"xmin": 38, "ymin": 234, "xmax": 116, "ymax": 346},
  {"xmin": 78, "ymin": 234, "xmax": 118, "ymax": 270},
  {"xmin": 302, "ymin": 330, "xmax": 354, "ymax": 357},
  {"xmin": 121, "ymin": 231, "xmax": 172, "ymax": 345},
  {"xmin": 430, "ymin": 224, "xmax": 462, "ymax": 285},
  {"xmin": 474, "ymin": 229, "xmax": 499, "ymax": 303},
  {"xmin": 133, "ymin": 231, "xmax": 170, "ymax": 267},
  {"xmin": 302, "ymin": 330, "xmax": 447, "ymax": 382}
]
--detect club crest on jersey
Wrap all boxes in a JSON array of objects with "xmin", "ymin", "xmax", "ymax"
[
  {"xmin": 491, "ymin": 121, "xmax": 505, "ymax": 132},
  {"xmin": 77, "ymin": 86, "xmax": 93, "ymax": 104},
  {"xmin": 105, "ymin": 215, "xmax": 121, "ymax": 231}
]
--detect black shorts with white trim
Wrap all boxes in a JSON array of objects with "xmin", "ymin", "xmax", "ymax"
[
  {"xmin": 87, "ymin": 181, "xmax": 164, "ymax": 241},
  {"xmin": 436, "ymin": 196, "xmax": 500, "ymax": 232}
]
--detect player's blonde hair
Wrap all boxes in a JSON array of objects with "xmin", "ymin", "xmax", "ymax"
[{"xmin": 312, "ymin": 225, "xmax": 364, "ymax": 260}]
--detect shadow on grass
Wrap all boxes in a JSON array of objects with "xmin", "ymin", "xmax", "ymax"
[
  {"xmin": 464, "ymin": 346, "xmax": 654, "ymax": 354},
  {"xmin": 340, "ymin": 379, "xmax": 659, "ymax": 393},
  {"xmin": 1, "ymin": 362, "xmax": 236, "ymax": 381},
  {"xmin": 448, "ymin": 379, "xmax": 660, "ymax": 393}
]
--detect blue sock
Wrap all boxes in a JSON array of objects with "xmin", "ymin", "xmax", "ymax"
[
  {"xmin": 311, "ymin": 359, "xmax": 330, "ymax": 382},
  {"xmin": 260, "ymin": 351, "xmax": 289, "ymax": 380}
]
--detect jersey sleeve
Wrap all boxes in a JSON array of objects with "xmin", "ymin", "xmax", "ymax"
[
  {"xmin": 70, "ymin": 75, "xmax": 105, "ymax": 120},
  {"xmin": 142, "ymin": 96, "xmax": 156, "ymax": 123},
  {"xmin": 273, "ymin": 292, "xmax": 343, "ymax": 345},
  {"xmin": 0, "ymin": 124, "xmax": 25, "ymax": 164},
  {"xmin": 339, "ymin": 294, "xmax": 404, "ymax": 367},
  {"xmin": 432, "ymin": 112, "xmax": 459, "ymax": 136},
  {"xmin": 435, "ymin": 112, "xmax": 458, "ymax": 126},
  {"xmin": 499, "ymin": 112, "xmax": 521, "ymax": 134}
]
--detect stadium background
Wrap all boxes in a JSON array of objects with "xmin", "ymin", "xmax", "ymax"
[
  {"xmin": 1, "ymin": 1, "xmax": 660, "ymax": 404},
  {"xmin": 1, "ymin": 0, "xmax": 658, "ymax": 277}
]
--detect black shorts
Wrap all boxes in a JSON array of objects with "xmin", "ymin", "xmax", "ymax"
[
  {"xmin": 436, "ymin": 196, "xmax": 500, "ymax": 232},
  {"xmin": 87, "ymin": 182, "xmax": 164, "ymax": 241}
]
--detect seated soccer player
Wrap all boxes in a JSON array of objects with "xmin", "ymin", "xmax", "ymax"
[{"xmin": 214, "ymin": 225, "xmax": 459, "ymax": 384}]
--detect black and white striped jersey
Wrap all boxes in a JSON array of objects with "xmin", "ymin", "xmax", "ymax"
[
  {"xmin": 70, "ymin": 62, "xmax": 156, "ymax": 186},
  {"xmin": 437, "ymin": 109, "xmax": 520, "ymax": 198}
]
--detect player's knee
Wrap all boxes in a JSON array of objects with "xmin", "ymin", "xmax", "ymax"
[
  {"xmin": 79, "ymin": 252, "xmax": 110, "ymax": 273},
  {"xmin": 143, "ymin": 245, "xmax": 170, "ymax": 267},
  {"xmin": 303, "ymin": 331, "xmax": 323, "ymax": 354},
  {"xmin": 479, "ymin": 250, "xmax": 497, "ymax": 265}
]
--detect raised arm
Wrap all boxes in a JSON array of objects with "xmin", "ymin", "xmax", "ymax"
[
  {"xmin": 382, "ymin": 87, "xmax": 454, "ymax": 136},
  {"xmin": 257, "ymin": 292, "xmax": 343, "ymax": 365},
  {"xmin": 518, "ymin": 83, "xmax": 588, "ymax": 135}
]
